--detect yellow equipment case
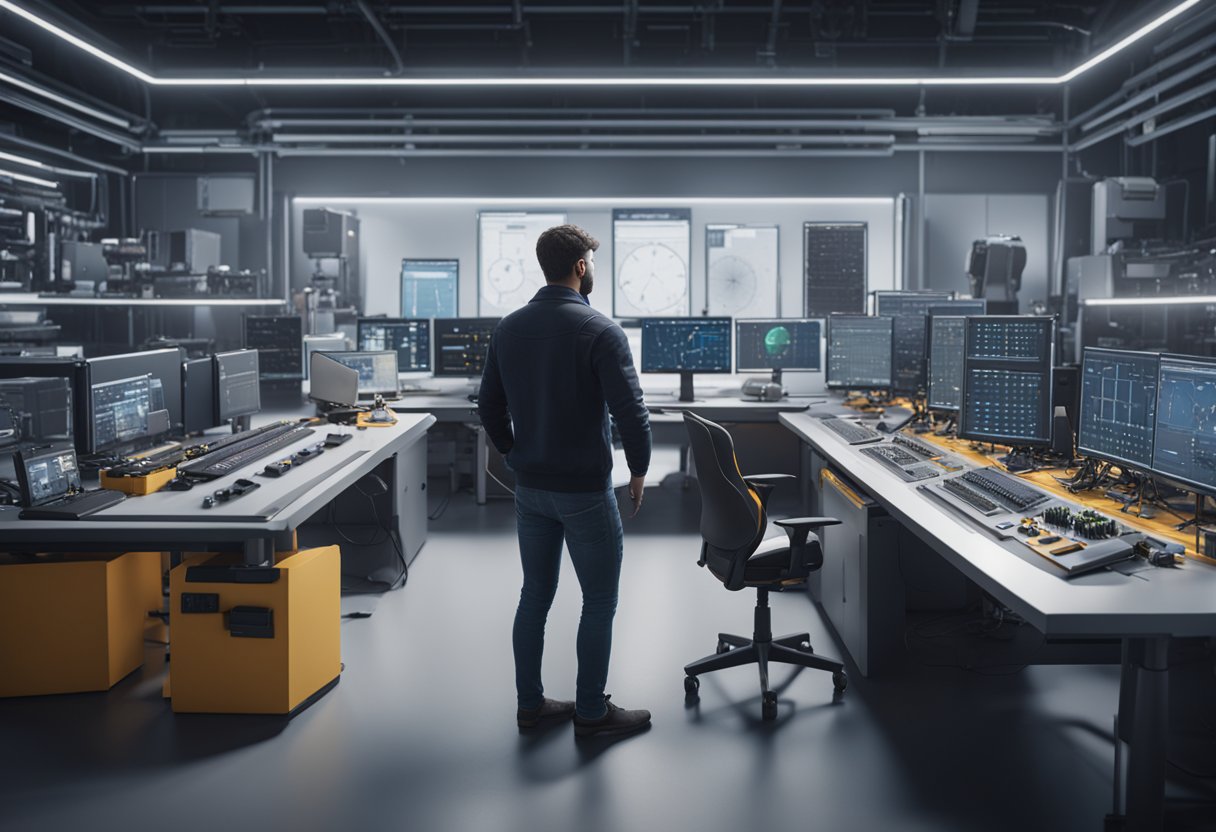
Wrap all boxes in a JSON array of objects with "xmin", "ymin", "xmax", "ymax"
[
  {"xmin": 0, "ymin": 551, "xmax": 163, "ymax": 697},
  {"xmin": 167, "ymin": 545, "xmax": 341, "ymax": 714}
]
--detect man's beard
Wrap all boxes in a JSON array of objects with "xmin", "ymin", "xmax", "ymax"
[{"xmin": 579, "ymin": 273, "xmax": 594, "ymax": 296}]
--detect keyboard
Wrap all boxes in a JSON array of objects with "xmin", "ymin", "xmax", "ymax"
[
  {"xmin": 105, "ymin": 447, "xmax": 185, "ymax": 477},
  {"xmin": 182, "ymin": 420, "xmax": 295, "ymax": 460},
  {"xmin": 860, "ymin": 444, "xmax": 940, "ymax": 482},
  {"xmin": 961, "ymin": 468, "xmax": 1047, "ymax": 511},
  {"xmin": 818, "ymin": 416, "xmax": 883, "ymax": 445},
  {"xmin": 178, "ymin": 424, "xmax": 316, "ymax": 480},
  {"xmin": 20, "ymin": 488, "xmax": 125, "ymax": 520},
  {"xmin": 891, "ymin": 433, "xmax": 941, "ymax": 459},
  {"xmin": 862, "ymin": 444, "xmax": 921, "ymax": 467},
  {"xmin": 939, "ymin": 478, "xmax": 1004, "ymax": 516}
]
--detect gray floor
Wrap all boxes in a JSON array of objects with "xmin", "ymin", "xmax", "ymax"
[{"xmin": 2, "ymin": 485, "xmax": 1214, "ymax": 832}]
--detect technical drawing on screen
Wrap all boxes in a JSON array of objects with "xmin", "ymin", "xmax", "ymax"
[
  {"xmin": 705, "ymin": 225, "xmax": 779, "ymax": 318},
  {"xmin": 401, "ymin": 259, "xmax": 458, "ymax": 319},
  {"xmin": 613, "ymin": 208, "xmax": 692, "ymax": 317},
  {"xmin": 478, "ymin": 212, "xmax": 566, "ymax": 316}
]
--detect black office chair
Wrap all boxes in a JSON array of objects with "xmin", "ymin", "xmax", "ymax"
[{"xmin": 682, "ymin": 411, "xmax": 847, "ymax": 720}]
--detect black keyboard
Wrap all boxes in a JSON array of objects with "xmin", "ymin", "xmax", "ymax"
[
  {"xmin": 20, "ymin": 488, "xmax": 125, "ymax": 520},
  {"xmin": 179, "ymin": 424, "xmax": 315, "ymax": 479},
  {"xmin": 106, "ymin": 447, "xmax": 185, "ymax": 477},
  {"xmin": 891, "ymin": 433, "xmax": 940, "ymax": 459},
  {"xmin": 819, "ymin": 417, "xmax": 883, "ymax": 445},
  {"xmin": 940, "ymin": 478, "xmax": 1003, "ymax": 516},
  {"xmin": 182, "ymin": 420, "xmax": 297, "ymax": 460},
  {"xmin": 962, "ymin": 468, "xmax": 1047, "ymax": 510}
]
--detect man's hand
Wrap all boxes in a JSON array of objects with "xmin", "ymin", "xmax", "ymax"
[{"xmin": 628, "ymin": 475, "xmax": 646, "ymax": 517}]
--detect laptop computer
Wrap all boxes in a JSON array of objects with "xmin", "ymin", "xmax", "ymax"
[{"xmin": 16, "ymin": 444, "xmax": 125, "ymax": 520}]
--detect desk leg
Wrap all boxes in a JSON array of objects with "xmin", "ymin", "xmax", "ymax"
[
  {"xmin": 1118, "ymin": 636, "xmax": 1169, "ymax": 832},
  {"xmin": 475, "ymin": 426, "xmax": 488, "ymax": 505},
  {"xmin": 243, "ymin": 537, "xmax": 275, "ymax": 566}
]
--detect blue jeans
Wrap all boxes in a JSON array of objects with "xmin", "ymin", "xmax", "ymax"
[{"xmin": 513, "ymin": 484, "xmax": 624, "ymax": 720}]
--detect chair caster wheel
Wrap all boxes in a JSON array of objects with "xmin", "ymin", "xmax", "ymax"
[
  {"xmin": 800, "ymin": 640, "xmax": 811, "ymax": 652},
  {"xmin": 684, "ymin": 675, "xmax": 700, "ymax": 698},
  {"xmin": 716, "ymin": 640, "xmax": 730, "ymax": 654},
  {"xmin": 833, "ymin": 670, "xmax": 848, "ymax": 692},
  {"xmin": 761, "ymin": 691, "xmax": 777, "ymax": 721}
]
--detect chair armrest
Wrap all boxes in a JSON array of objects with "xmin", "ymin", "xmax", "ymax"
[
  {"xmin": 773, "ymin": 516, "xmax": 842, "ymax": 530},
  {"xmin": 773, "ymin": 517, "xmax": 840, "ymax": 573}
]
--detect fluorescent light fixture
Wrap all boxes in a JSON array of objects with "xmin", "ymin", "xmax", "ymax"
[
  {"xmin": 0, "ymin": 149, "xmax": 44, "ymax": 168},
  {"xmin": 1082, "ymin": 295, "xmax": 1216, "ymax": 307},
  {"xmin": 292, "ymin": 196, "xmax": 895, "ymax": 206},
  {"xmin": 0, "ymin": 167, "xmax": 58, "ymax": 188},
  {"xmin": 0, "ymin": 69, "xmax": 131, "ymax": 128},
  {"xmin": 0, "ymin": 0, "xmax": 1202, "ymax": 89}
]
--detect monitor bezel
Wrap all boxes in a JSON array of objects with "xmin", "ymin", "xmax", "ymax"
[
  {"xmin": 957, "ymin": 315, "xmax": 1056, "ymax": 447},
  {"xmin": 1076, "ymin": 346, "xmax": 1161, "ymax": 472},
  {"xmin": 734, "ymin": 318, "xmax": 823, "ymax": 374},
  {"xmin": 825, "ymin": 313, "xmax": 894, "ymax": 391},
  {"xmin": 639, "ymin": 317, "xmax": 734, "ymax": 375},
  {"xmin": 356, "ymin": 317, "xmax": 433, "ymax": 374},
  {"xmin": 925, "ymin": 314, "xmax": 968, "ymax": 413},
  {"xmin": 1148, "ymin": 352, "xmax": 1216, "ymax": 497}
]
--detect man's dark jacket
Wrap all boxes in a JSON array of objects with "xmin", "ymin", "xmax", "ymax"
[{"xmin": 477, "ymin": 285, "xmax": 651, "ymax": 493}]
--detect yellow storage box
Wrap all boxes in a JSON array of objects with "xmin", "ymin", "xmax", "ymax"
[
  {"xmin": 168, "ymin": 545, "xmax": 341, "ymax": 714},
  {"xmin": 0, "ymin": 551, "xmax": 163, "ymax": 698}
]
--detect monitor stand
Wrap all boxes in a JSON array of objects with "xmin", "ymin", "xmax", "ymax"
[
  {"xmin": 678, "ymin": 372, "xmax": 696, "ymax": 403},
  {"xmin": 770, "ymin": 368, "xmax": 783, "ymax": 386}
]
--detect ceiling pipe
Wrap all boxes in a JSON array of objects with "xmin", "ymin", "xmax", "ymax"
[
  {"xmin": 1124, "ymin": 103, "xmax": 1216, "ymax": 147},
  {"xmin": 1077, "ymin": 52, "xmax": 1216, "ymax": 132},
  {"xmin": 354, "ymin": 0, "xmax": 405, "ymax": 75},
  {"xmin": 1071, "ymin": 76, "xmax": 1216, "ymax": 152},
  {"xmin": 265, "ymin": 132, "xmax": 898, "ymax": 145},
  {"xmin": 0, "ymin": 89, "xmax": 143, "ymax": 150},
  {"xmin": 0, "ymin": 133, "xmax": 130, "ymax": 175}
]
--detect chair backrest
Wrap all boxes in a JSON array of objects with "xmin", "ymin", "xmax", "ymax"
[{"xmin": 683, "ymin": 411, "xmax": 767, "ymax": 590}]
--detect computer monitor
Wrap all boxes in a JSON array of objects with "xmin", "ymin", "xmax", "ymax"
[
  {"xmin": 640, "ymin": 317, "xmax": 732, "ymax": 402},
  {"xmin": 87, "ymin": 348, "xmax": 183, "ymax": 439},
  {"xmin": 959, "ymin": 316, "xmax": 1055, "ymax": 447},
  {"xmin": 926, "ymin": 315, "xmax": 967, "ymax": 412},
  {"xmin": 15, "ymin": 444, "xmax": 81, "ymax": 507},
  {"xmin": 928, "ymin": 299, "xmax": 988, "ymax": 318},
  {"xmin": 309, "ymin": 352, "xmax": 359, "ymax": 408},
  {"xmin": 873, "ymin": 290, "xmax": 954, "ymax": 317},
  {"xmin": 432, "ymin": 318, "xmax": 499, "ymax": 378},
  {"xmin": 876, "ymin": 293, "xmax": 964, "ymax": 394},
  {"xmin": 401, "ymin": 259, "xmax": 458, "ymax": 318},
  {"xmin": 182, "ymin": 357, "xmax": 218, "ymax": 435},
  {"xmin": 323, "ymin": 351, "xmax": 399, "ymax": 398},
  {"xmin": 1151, "ymin": 354, "xmax": 1216, "ymax": 495},
  {"xmin": 214, "ymin": 349, "xmax": 262, "ymax": 422},
  {"xmin": 356, "ymin": 317, "xmax": 431, "ymax": 373},
  {"xmin": 826, "ymin": 315, "xmax": 893, "ymax": 390},
  {"xmin": 1076, "ymin": 348, "xmax": 1159, "ymax": 471},
  {"xmin": 243, "ymin": 315, "xmax": 303, "ymax": 381},
  {"xmin": 90, "ymin": 374, "xmax": 152, "ymax": 453},
  {"xmin": 735, "ymin": 319, "xmax": 821, "ymax": 383}
]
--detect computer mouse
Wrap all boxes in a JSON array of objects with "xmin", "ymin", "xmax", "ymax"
[
  {"xmin": 369, "ymin": 408, "xmax": 393, "ymax": 423},
  {"xmin": 875, "ymin": 421, "xmax": 890, "ymax": 433},
  {"xmin": 168, "ymin": 477, "xmax": 193, "ymax": 491}
]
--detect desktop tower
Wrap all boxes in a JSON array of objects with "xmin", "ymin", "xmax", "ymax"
[{"xmin": 167, "ymin": 546, "xmax": 341, "ymax": 714}]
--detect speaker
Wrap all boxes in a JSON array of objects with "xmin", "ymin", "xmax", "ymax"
[{"xmin": 741, "ymin": 379, "xmax": 784, "ymax": 402}]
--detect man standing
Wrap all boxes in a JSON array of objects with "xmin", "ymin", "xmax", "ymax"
[{"xmin": 478, "ymin": 224, "xmax": 652, "ymax": 738}]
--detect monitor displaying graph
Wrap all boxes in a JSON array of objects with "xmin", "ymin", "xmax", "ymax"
[{"xmin": 401, "ymin": 259, "xmax": 458, "ymax": 318}]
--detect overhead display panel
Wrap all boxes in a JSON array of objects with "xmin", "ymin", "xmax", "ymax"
[
  {"xmin": 613, "ymin": 208, "xmax": 692, "ymax": 317},
  {"xmin": 479, "ymin": 211, "xmax": 567, "ymax": 316},
  {"xmin": 803, "ymin": 222, "xmax": 867, "ymax": 318},
  {"xmin": 705, "ymin": 224, "xmax": 779, "ymax": 318}
]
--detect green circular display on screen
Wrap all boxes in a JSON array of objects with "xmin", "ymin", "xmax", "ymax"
[{"xmin": 764, "ymin": 326, "xmax": 791, "ymax": 357}]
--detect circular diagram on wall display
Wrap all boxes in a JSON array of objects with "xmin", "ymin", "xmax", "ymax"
[
  {"xmin": 487, "ymin": 258, "xmax": 528, "ymax": 307},
  {"xmin": 617, "ymin": 243, "xmax": 688, "ymax": 314},
  {"xmin": 708, "ymin": 255, "xmax": 757, "ymax": 315}
]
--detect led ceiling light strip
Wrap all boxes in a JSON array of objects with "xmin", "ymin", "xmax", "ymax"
[
  {"xmin": 292, "ymin": 196, "xmax": 895, "ymax": 206},
  {"xmin": 0, "ymin": 0, "xmax": 1201, "ymax": 88},
  {"xmin": 0, "ymin": 69, "xmax": 131, "ymax": 128},
  {"xmin": 0, "ymin": 167, "xmax": 59, "ymax": 188}
]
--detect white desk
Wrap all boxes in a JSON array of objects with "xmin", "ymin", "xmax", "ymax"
[{"xmin": 781, "ymin": 409, "xmax": 1216, "ymax": 831}]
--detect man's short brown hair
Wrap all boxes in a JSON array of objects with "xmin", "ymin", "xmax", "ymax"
[{"xmin": 536, "ymin": 224, "xmax": 600, "ymax": 282}]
